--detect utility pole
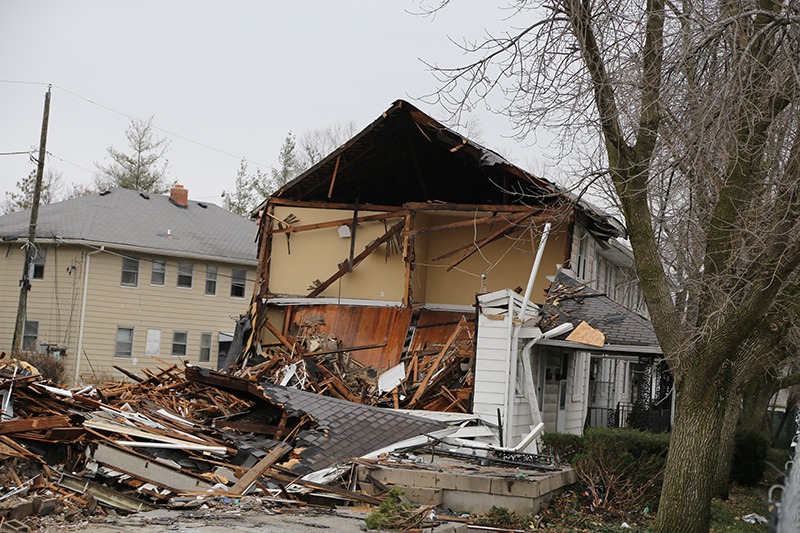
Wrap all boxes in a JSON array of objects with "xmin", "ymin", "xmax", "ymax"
[{"xmin": 11, "ymin": 86, "xmax": 51, "ymax": 357}]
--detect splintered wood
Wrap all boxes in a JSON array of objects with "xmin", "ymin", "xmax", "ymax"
[{"xmin": 233, "ymin": 313, "xmax": 475, "ymax": 413}]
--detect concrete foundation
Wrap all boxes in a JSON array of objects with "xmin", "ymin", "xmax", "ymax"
[{"xmin": 357, "ymin": 455, "xmax": 576, "ymax": 515}]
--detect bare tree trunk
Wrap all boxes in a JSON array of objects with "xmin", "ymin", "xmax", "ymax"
[
  {"xmin": 739, "ymin": 375, "xmax": 775, "ymax": 434},
  {"xmin": 713, "ymin": 388, "xmax": 741, "ymax": 500},
  {"xmin": 655, "ymin": 373, "xmax": 728, "ymax": 532}
]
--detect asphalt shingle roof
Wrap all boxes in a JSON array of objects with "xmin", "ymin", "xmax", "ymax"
[
  {"xmin": 258, "ymin": 383, "xmax": 445, "ymax": 473},
  {"xmin": 0, "ymin": 188, "xmax": 257, "ymax": 263},
  {"xmin": 541, "ymin": 271, "xmax": 660, "ymax": 347}
]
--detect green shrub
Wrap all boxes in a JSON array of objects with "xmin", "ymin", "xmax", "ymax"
[
  {"xmin": 541, "ymin": 432, "xmax": 584, "ymax": 465},
  {"xmin": 573, "ymin": 428, "xmax": 670, "ymax": 515},
  {"xmin": 365, "ymin": 487, "xmax": 425, "ymax": 531},
  {"xmin": 732, "ymin": 429, "xmax": 769, "ymax": 486},
  {"xmin": 475, "ymin": 506, "xmax": 538, "ymax": 529}
]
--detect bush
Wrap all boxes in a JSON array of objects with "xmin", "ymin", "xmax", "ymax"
[
  {"xmin": 475, "ymin": 506, "xmax": 538, "ymax": 529},
  {"xmin": 572, "ymin": 428, "xmax": 670, "ymax": 516},
  {"xmin": 5, "ymin": 353, "xmax": 64, "ymax": 384},
  {"xmin": 541, "ymin": 432, "xmax": 584, "ymax": 465},
  {"xmin": 732, "ymin": 429, "xmax": 769, "ymax": 486},
  {"xmin": 365, "ymin": 487, "xmax": 426, "ymax": 531}
]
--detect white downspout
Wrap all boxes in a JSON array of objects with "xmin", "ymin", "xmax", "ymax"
[
  {"xmin": 504, "ymin": 223, "xmax": 552, "ymax": 447},
  {"xmin": 74, "ymin": 246, "xmax": 104, "ymax": 385}
]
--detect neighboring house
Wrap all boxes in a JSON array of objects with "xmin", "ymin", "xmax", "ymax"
[
  {"xmin": 242, "ymin": 99, "xmax": 656, "ymax": 447},
  {"xmin": 0, "ymin": 186, "xmax": 257, "ymax": 384}
]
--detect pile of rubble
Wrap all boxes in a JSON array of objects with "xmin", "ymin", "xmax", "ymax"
[{"xmin": 231, "ymin": 316, "xmax": 475, "ymax": 413}]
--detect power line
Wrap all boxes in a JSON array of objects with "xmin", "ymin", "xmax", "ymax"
[{"xmin": 0, "ymin": 80, "xmax": 273, "ymax": 171}]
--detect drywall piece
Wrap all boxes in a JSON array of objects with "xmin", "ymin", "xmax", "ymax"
[{"xmin": 92, "ymin": 444, "xmax": 214, "ymax": 493}]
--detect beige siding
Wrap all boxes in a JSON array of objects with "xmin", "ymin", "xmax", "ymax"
[{"xmin": 0, "ymin": 243, "xmax": 255, "ymax": 385}]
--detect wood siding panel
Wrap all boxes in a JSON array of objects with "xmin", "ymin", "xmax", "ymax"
[{"xmin": 287, "ymin": 305, "xmax": 412, "ymax": 369}]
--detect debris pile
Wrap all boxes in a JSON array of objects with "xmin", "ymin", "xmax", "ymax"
[
  {"xmin": 0, "ymin": 360, "xmax": 445, "ymax": 524},
  {"xmin": 231, "ymin": 315, "xmax": 475, "ymax": 413}
]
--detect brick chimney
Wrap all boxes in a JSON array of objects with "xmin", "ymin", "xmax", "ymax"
[{"xmin": 170, "ymin": 184, "xmax": 188, "ymax": 208}]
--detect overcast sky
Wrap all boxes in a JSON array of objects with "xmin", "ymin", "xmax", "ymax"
[{"xmin": 1, "ymin": 2, "xmax": 559, "ymax": 206}]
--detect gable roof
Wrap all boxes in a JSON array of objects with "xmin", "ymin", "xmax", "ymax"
[
  {"xmin": 268, "ymin": 99, "xmax": 626, "ymax": 241},
  {"xmin": 0, "ymin": 188, "xmax": 258, "ymax": 264},
  {"xmin": 540, "ymin": 270, "xmax": 660, "ymax": 349}
]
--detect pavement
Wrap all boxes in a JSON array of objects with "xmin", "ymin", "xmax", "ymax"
[{"xmin": 30, "ymin": 506, "xmax": 468, "ymax": 533}]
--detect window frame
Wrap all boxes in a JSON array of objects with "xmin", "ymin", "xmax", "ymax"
[
  {"xmin": 205, "ymin": 265, "xmax": 218, "ymax": 296},
  {"xmin": 177, "ymin": 262, "xmax": 193, "ymax": 289},
  {"xmin": 230, "ymin": 268, "xmax": 247, "ymax": 298},
  {"xmin": 23, "ymin": 319, "xmax": 39, "ymax": 352},
  {"xmin": 115, "ymin": 326, "xmax": 134, "ymax": 358},
  {"xmin": 151, "ymin": 259, "xmax": 166, "ymax": 286},
  {"xmin": 171, "ymin": 331, "xmax": 188, "ymax": 357},
  {"xmin": 199, "ymin": 332, "xmax": 212, "ymax": 363},
  {"xmin": 31, "ymin": 248, "xmax": 46, "ymax": 280},
  {"xmin": 121, "ymin": 256, "xmax": 140, "ymax": 287}
]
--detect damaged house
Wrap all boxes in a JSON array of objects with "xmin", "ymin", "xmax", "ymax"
[{"xmin": 237, "ymin": 100, "xmax": 666, "ymax": 450}]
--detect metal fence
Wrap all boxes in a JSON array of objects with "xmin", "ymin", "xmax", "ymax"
[{"xmin": 585, "ymin": 402, "xmax": 671, "ymax": 433}]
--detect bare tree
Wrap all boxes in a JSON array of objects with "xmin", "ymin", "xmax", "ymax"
[
  {"xmin": 424, "ymin": 0, "xmax": 800, "ymax": 530},
  {"xmin": 296, "ymin": 121, "xmax": 358, "ymax": 168},
  {"xmin": 95, "ymin": 116, "xmax": 172, "ymax": 193},
  {"xmin": 2, "ymin": 168, "xmax": 64, "ymax": 214}
]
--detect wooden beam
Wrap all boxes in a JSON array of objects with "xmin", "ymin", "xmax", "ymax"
[
  {"xmin": 264, "ymin": 320, "xmax": 297, "ymax": 353},
  {"xmin": 269, "ymin": 198, "xmax": 403, "ymax": 212},
  {"xmin": 404, "ymin": 202, "xmax": 537, "ymax": 213},
  {"xmin": 307, "ymin": 219, "xmax": 406, "ymax": 298},
  {"xmin": 266, "ymin": 211, "xmax": 405, "ymax": 235},
  {"xmin": 327, "ymin": 155, "xmax": 341, "ymax": 198},
  {"xmin": 0, "ymin": 415, "xmax": 71, "ymax": 435},
  {"xmin": 402, "ymin": 212, "xmax": 415, "ymax": 307}
]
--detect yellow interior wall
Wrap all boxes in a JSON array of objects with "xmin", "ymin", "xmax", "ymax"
[
  {"xmin": 413, "ymin": 213, "xmax": 567, "ymax": 307},
  {"xmin": 267, "ymin": 207, "xmax": 567, "ymax": 307},
  {"xmin": 268, "ymin": 206, "xmax": 407, "ymax": 301}
]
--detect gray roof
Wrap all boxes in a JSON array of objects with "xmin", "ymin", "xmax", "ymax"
[
  {"xmin": 258, "ymin": 383, "xmax": 445, "ymax": 473},
  {"xmin": 540, "ymin": 271, "xmax": 660, "ymax": 348},
  {"xmin": 0, "ymin": 188, "xmax": 257, "ymax": 263}
]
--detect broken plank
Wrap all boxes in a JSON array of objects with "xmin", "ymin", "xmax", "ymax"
[
  {"xmin": 0, "ymin": 415, "xmax": 71, "ymax": 435},
  {"xmin": 230, "ymin": 442, "xmax": 291, "ymax": 495},
  {"xmin": 408, "ymin": 318, "xmax": 468, "ymax": 408}
]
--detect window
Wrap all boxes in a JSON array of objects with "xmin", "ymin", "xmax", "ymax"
[
  {"xmin": 115, "ymin": 327, "xmax": 134, "ymax": 358},
  {"xmin": 121, "ymin": 257, "xmax": 139, "ymax": 287},
  {"xmin": 31, "ymin": 249, "xmax": 46, "ymax": 280},
  {"xmin": 574, "ymin": 231, "xmax": 588, "ymax": 280},
  {"xmin": 230, "ymin": 268, "xmax": 246, "ymax": 298},
  {"xmin": 177, "ymin": 262, "xmax": 193, "ymax": 288},
  {"xmin": 205, "ymin": 265, "xmax": 217, "ymax": 296},
  {"xmin": 151, "ymin": 259, "xmax": 166, "ymax": 285},
  {"xmin": 23, "ymin": 320, "xmax": 39, "ymax": 352},
  {"xmin": 199, "ymin": 333, "xmax": 212, "ymax": 363},
  {"xmin": 172, "ymin": 331, "xmax": 188, "ymax": 356}
]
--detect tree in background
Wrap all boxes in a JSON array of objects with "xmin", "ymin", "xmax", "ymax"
[
  {"xmin": 225, "ymin": 123, "xmax": 357, "ymax": 215},
  {"xmin": 2, "ymin": 169, "xmax": 63, "ymax": 214},
  {"xmin": 426, "ymin": 0, "xmax": 800, "ymax": 530},
  {"xmin": 95, "ymin": 116, "xmax": 172, "ymax": 193}
]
